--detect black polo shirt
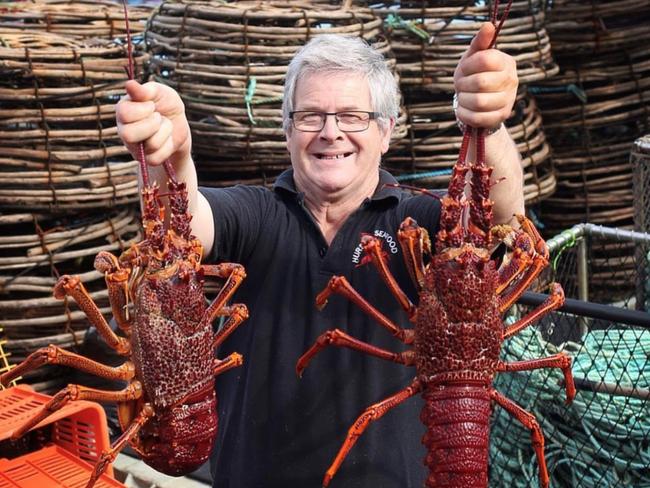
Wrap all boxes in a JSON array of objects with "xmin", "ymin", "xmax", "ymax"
[{"xmin": 200, "ymin": 168, "xmax": 441, "ymax": 488}]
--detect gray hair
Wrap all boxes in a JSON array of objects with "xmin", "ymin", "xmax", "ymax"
[{"xmin": 282, "ymin": 34, "xmax": 400, "ymax": 133}]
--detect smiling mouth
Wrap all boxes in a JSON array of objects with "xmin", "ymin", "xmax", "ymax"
[{"xmin": 314, "ymin": 152, "xmax": 353, "ymax": 160}]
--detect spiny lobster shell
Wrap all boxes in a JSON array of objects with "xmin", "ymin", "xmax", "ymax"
[
  {"xmin": 131, "ymin": 265, "xmax": 212, "ymax": 407},
  {"xmin": 415, "ymin": 252, "xmax": 504, "ymax": 487},
  {"xmin": 415, "ymin": 251, "xmax": 502, "ymax": 383},
  {"xmin": 137, "ymin": 385, "xmax": 218, "ymax": 476},
  {"xmin": 0, "ymin": 3, "xmax": 249, "ymax": 486},
  {"xmin": 126, "ymin": 263, "xmax": 217, "ymax": 475}
]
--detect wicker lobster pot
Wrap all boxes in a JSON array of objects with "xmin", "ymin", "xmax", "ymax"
[
  {"xmin": 0, "ymin": 208, "xmax": 142, "ymax": 389},
  {"xmin": 145, "ymin": 0, "xmax": 407, "ymax": 188},
  {"xmin": 546, "ymin": 0, "xmax": 650, "ymax": 59},
  {"xmin": 383, "ymin": 87, "xmax": 555, "ymax": 204},
  {"xmin": 534, "ymin": 45, "xmax": 650, "ymax": 235},
  {"xmin": 538, "ymin": 0, "xmax": 650, "ymax": 233},
  {"xmin": 0, "ymin": 29, "xmax": 150, "ymax": 210},
  {"xmin": 0, "ymin": 1, "xmax": 152, "ymax": 391},
  {"xmin": 0, "ymin": 210, "xmax": 141, "ymax": 337},
  {"xmin": 369, "ymin": 1, "xmax": 558, "ymax": 205},
  {"xmin": 0, "ymin": 0, "xmax": 152, "ymax": 39},
  {"xmin": 534, "ymin": 0, "xmax": 650, "ymax": 302},
  {"xmin": 371, "ymin": 0, "xmax": 557, "ymax": 94}
]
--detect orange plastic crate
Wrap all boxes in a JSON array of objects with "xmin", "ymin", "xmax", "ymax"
[
  {"xmin": 0, "ymin": 444, "xmax": 123, "ymax": 487},
  {"xmin": 0, "ymin": 385, "xmax": 113, "ymax": 478}
]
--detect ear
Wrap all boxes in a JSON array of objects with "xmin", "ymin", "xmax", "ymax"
[
  {"xmin": 285, "ymin": 124, "xmax": 293, "ymax": 144},
  {"xmin": 380, "ymin": 117, "xmax": 396, "ymax": 155}
]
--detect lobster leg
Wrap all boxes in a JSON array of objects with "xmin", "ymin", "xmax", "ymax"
[
  {"xmin": 397, "ymin": 217, "xmax": 431, "ymax": 292},
  {"xmin": 54, "ymin": 275, "xmax": 130, "ymax": 355},
  {"xmin": 359, "ymin": 235, "xmax": 416, "ymax": 320},
  {"xmin": 201, "ymin": 263, "xmax": 247, "ymax": 323},
  {"xmin": 497, "ymin": 351, "xmax": 576, "ymax": 404},
  {"xmin": 0, "ymin": 345, "xmax": 135, "ymax": 387},
  {"xmin": 316, "ymin": 276, "xmax": 414, "ymax": 344},
  {"xmin": 85, "ymin": 403, "xmax": 155, "ymax": 488},
  {"xmin": 494, "ymin": 216, "xmax": 551, "ymax": 313},
  {"xmin": 498, "ymin": 256, "xmax": 548, "ymax": 313},
  {"xmin": 489, "ymin": 389, "xmax": 550, "ymax": 488},
  {"xmin": 94, "ymin": 251, "xmax": 131, "ymax": 334},
  {"xmin": 296, "ymin": 329, "xmax": 414, "ymax": 377},
  {"xmin": 212, "ymin": 303, "xmax": 249, "ymax": 348},
  {"xmin": 8, "ymin": 382, "xmax": 143, "ymax": 440},
  {"xmin": 213, "ymin": 352, "xmax": 244, "ymax": 376},
  {"xmin": 503, "ymin": 283, "xmax": 565, "ymax": 339},
  {"xmin": 322, "ymin": 378, "xmax": 422, "ymax": 487}
]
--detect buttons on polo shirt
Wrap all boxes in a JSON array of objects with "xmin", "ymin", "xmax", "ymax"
[{"xmin": 318, "ymin": 247, "xmax": 327, "ymax": 257}]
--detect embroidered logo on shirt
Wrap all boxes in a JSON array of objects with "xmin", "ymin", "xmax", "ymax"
[{"xmin": 352, "ymin": 229, "xmax": 399, "ymax": 264}]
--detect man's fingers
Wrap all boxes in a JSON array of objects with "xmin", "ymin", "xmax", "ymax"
[
  {"xmin": 457, "ymin": 49, "xmax": 507, "ymax": 78},
  {"xmin": 456, "ymin": 91, "xmax": 508, "ymax": 113},
  {"xmin": 144, "ymin": 136, "xmax": 176, "ymax": 166},
  {"xmin": 124, "ymin": 79, "xmax": 158, "ymax": 102},
  {"xmin": 454, "ymin": 71, "xmax": 509, "ymax": 94},
  {"xmin": 466, "ymin": 22, "xmax": 497, "ymax": 57},
  {"xmin": 116, "ymin": 99, "xmax": 156, "ymax": 124},
  {"xmin": 454, "ymin": 104, "xmax": 506, "ymax": 130},
  {"xmin": 117, "ymin": 111, "xmax": 161, "ymax": 145},
  {"xmin": 143, "ymin": 116, "xmax": 173, "ymax": 156},
  {"xmin": 453, "ymin": 21, "xmax": 517, "ymax": 129}
]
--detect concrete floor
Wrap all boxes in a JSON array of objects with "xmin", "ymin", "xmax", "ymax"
[{"xmin": 113, "ymin": 453, "xmax": 212, "ymax": 488}]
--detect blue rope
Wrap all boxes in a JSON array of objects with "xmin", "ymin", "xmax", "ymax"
[
  {"xmin": 245, "ymin": 77, "xmax": 257, "ymax": 125},
  {"xmin": 490, "ymin": 327, "xmax": 650, "ymax": 487},
  {"xmin": 384, "ymin": 13, "xmax": 430, "ymax": 41},
  {"xmin": 528, "ymin": 84, "xmax": 587, "ymax": 104},
  {"xmin": 645, "ymin": 249, "xmax": 650, "ymax": 312},
  {"xmin": 394, "ymin": 169, "xmax": 452, "ymax": 181}
]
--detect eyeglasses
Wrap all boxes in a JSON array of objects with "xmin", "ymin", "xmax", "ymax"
[{"xmin": 289, "ymin": 111, "xmax": 379, "ymax": 132}]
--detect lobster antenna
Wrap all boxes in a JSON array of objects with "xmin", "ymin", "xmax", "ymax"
[
  {"xmin": 474, "ymin": 0, "xmax": 515, "ymax": 165},
  {"xmin": 163, "ymin": 159, "xmax": 179, "ymax": 185},
  {"xmin": 490, "ymin": 0, "xmax": 513, "ymax": 48},
  {"xmin": 122, "ymin": 0, "xmax": 150, "ymax": 189},
  {"xmin": 383, "ymin": 183, "xmax": 442, "ymax": 201},
  {"xmin": 462, "ymin": 0, "xmax": 514, "ymax": 247}
]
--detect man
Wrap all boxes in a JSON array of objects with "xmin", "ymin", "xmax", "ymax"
[{"xmin": 117, "ymin": 23, "xmax": 521, "ymax": 488}]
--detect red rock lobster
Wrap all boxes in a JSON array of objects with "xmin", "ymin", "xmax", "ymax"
[
  {"xmin": 296, "ymin": 4, "xmax": 576, "ymax": 487},
  {"xmin": 297, "ymin": 132, "xmax": 576, "ymax": 488},
  {"xmin": 0, "ymin": 3, "xmax": 248, "ymax": 487}
]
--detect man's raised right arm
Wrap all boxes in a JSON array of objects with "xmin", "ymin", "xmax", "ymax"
[{"xmin": 116, "ymin": 80, "xmax": 216, "ymax": 256}]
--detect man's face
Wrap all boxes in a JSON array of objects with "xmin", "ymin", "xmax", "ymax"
[{"xmin": 286, "ymin": 71, "xmax": 393, "ymax": 198}]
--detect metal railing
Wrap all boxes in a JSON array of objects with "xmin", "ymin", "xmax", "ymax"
[
  {"xmin": 544, "ymin": 223, "xmax": 650, "ymax": 311},
  {"xmin": 489, "ymin": 224, "xmax": 650, "ymax": 488}
]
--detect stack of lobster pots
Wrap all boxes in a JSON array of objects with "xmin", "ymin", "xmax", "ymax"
[
  {"xmin": 533, "ymin": 0, "xmax": 650, "ymax": 302},
  {"xmin": 144, "ymin": 0, "xmax": 407, "ymax": 189},
  {"xmin": 370, "ymin": 0, "xmax": 558, "ymax": 204},
  {"xmin": 0, "ymin": 0, "xmax": 150, "ymax": 391}
]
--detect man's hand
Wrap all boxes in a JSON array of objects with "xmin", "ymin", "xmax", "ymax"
[
  {"xmin": 453, "ymin": 22, "xmax": 518, "ymax": 130},
  {"xmin": 116, "ymin": 80, "xmax": 215, "ymax": 255},
  {"xmin": 116, "ymin": 80, "xmax": 192, "ymax": 167}
]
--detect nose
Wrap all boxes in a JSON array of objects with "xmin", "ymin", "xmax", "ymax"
[{"xmin": 319, "ymin": 114, "xmax": 344, "ymax": 141}]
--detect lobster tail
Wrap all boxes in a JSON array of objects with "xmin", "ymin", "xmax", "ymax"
[{"xmin": 421, "ymin": 385, "xmax": 491, "ymax": 487}]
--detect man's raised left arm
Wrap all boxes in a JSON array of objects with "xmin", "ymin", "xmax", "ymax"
[{"xmin": 454, "ymin": 22, "xmax": 524, "ymax": 225}]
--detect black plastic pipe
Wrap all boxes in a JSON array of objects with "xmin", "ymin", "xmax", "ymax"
[{"xmin": 518, "ymin": 291, "xmax": 650, "ymax": 329}]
